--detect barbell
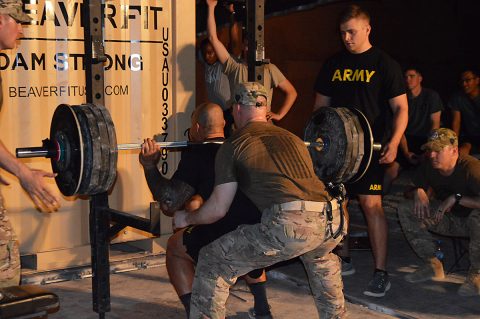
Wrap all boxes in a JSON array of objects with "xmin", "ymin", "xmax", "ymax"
[{"xmin": 16, "ymin": 103, "xmax": 381, "ymax": 196}]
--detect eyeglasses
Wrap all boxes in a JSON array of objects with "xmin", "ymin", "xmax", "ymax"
[{"xmin": 460, "ymin": 77, "xmax": 477, "ymax": 83}]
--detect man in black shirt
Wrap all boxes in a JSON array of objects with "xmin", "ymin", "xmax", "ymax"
[
  {"xmin": 139, "ymin": 102, "xmax": 271, "ymax": 318},
  {"xmin": 313, "ymin": 4, "xmax": 408, "ymax": 297},
  {"xmin": 384, "ymin": 66, "xmax": 443, "ymax": 193},
  {"xmin": 449, "ymin": 68, "xmax": 480, "ymax": 156}
]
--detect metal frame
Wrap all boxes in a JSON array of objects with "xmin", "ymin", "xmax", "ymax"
[
  {"xmin": 246, "ymin": 0, "xmax": 266, "ymax": 83},
  {"xmin": 83, "ymin": 1, "xmax": 160, "ymax": 318}
]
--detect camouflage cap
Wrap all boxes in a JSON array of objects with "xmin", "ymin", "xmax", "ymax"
[
  {"xmin": 0, "ymin": 0, "xmax": 32, "ymax": 23},
  {"xmin": 421, "ymin": 128, "xmax": 458, "ymax": 152},
  {"xmin": 233, "ymin": 82, "xmax": 268, "ymax": 107}
]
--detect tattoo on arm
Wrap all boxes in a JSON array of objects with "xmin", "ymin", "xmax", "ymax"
[{"xmin": 143, "ymin": 167, "xmax": 195, "ymax": 215}]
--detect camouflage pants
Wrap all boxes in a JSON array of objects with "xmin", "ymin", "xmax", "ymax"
[
  {"xmin": 397, "ymin": 199, "xmax": 480, "ymax": 272},
  {"xmin": 0, "ymin": 193, "xmax": 21, "ymax": 288},
  {"xmin": 190, "ymin": 201, "xmax": 346, "ymax": 319}
]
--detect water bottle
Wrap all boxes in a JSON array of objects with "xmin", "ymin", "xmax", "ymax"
[{"xmin": 434, "ymin": 240, "xmax": 445, "ymax": 263}]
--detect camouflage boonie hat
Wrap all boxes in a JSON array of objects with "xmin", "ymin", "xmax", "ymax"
[
  {"xmin": 421, "ymin": 128, "xmax": 458, "ymax": 152},
  {"xmin": 0, "ymin": 0, "xmax": 32, "ymax": 23},
  {"xmin": 233, "ymin": 82, "xmax": 268, "ymax": 107}
]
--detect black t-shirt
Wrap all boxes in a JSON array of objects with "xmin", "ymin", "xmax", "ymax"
[
  {"xmin": 448, "ymin": 91, "xmax": 480, "ymax": 139},
  {"xmin": 412, "ymin": 154, "xmax": 480, "ymax": 217},
  {"xmin": 406, "ymin": 88, "xmax": 444, "ymax": 137},
  {"xmin": 314, "ymin": 47, "xmax": 405, "ymax": 141},
  {"xmin": 173, "ymin": 139, "xmax": 261, "ymax": 226}
]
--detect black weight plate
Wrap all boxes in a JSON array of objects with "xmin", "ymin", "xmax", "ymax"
[
  {"xmin": 96, "ymin": 104, "xmax": 117, "ymax": 192},
  {"xmin": 334, "ymin": 108, "xmax": 354, "ymax": 183},
  {"xmin": 71, "ymin": 106, "xmax": 94, "ymax": 196},
  {"xmin": 87, "ymin": 104, "xmax": 113, "ymax": 194},
  {"xmin": 346, "ymin": 107, "xmax": 364, "ymax": 183},
  {"xmin": 79, "ymin": 105, "xmax": 102, "ymax": 195},
  {"xmin": 304, "ymin": 107, "xmax": 348, "ymax": 183},
  {"xmin": 50, "ymin": 104, "xmax": 83, "ymax": 196},
  {"xmin": 349, "ymin": 107, "xmax": 374, "ymax": 183}
]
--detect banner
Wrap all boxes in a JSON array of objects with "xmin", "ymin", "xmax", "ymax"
[{"xmin": 0, "ymin": 0, "xmax": 195, "ymax": 261}]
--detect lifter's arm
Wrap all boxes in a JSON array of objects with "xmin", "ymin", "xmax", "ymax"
[
  {"xmin": 174, "ymin": 182, "xmax": 237, "ymax": 227},
  {"xmin": 140, "ymin": 138, "xmax": 195, "ymax": 216}
]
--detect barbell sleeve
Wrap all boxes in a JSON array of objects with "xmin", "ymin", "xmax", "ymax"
[{"xmin": 16, "ymin": 147, "xmax": 51, "ymax": 158}]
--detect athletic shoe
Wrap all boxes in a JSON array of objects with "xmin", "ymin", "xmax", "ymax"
[
  {"xmin": 363, "ymin": 271, "xmax": 391, "ymax": 297},
  {"xmin": 341, "ymin": 260, "xmax": 356, "ymax": 276},
  {"xmin": 248, "ymin": 307, "xmax": 273, "ymax": 319},
  {"xmin": 404, "ymin": 258, "xmax": 444, "ymax": 283}
]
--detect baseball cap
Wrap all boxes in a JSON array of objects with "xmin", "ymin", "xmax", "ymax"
[
  {"xmin": 233, "ymin": 82, "xmax": 268, "ymax": 107},
  {"xmin": 421, "ymin": 128, "xmax": 458, "ymax": 152},
  {"xmin": 0, "ymin": 0, "xmax": 32, "ymax": 23}
]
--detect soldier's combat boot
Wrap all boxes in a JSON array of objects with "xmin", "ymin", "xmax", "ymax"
[{"xmin": 404, "ymin": 257, "xmax": 445, "ymax": 283}]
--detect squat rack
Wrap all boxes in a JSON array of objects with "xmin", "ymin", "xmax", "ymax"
[{"xmin": 82, "ymin": 1, "xmax": 266, "ymax": 317}]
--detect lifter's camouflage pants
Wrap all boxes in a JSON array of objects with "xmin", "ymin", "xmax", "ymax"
[
  {"xmin": 0, "ymin": 193, "xmax": 21, "ymax": 288},
  {"xmin": 190, "ymin": 201, "xmax": 346, "ymax": 319},
  {"xmin": 397, "ymin": 199, "xmax": 480, "ymax": 272}
]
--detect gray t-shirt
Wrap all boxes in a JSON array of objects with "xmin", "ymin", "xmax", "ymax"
[
  {"xmin": 204, "ymin": 61, "xmax": 231, "ymax": 111},
  {"xmin": 223, "ymin": 56, "xmax": 286, "ymax": 111}
]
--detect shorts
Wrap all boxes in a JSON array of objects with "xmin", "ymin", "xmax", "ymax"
[
  {"xmin": 183, "ymin": 222, "xmax": 237, "ymax": 263},
  {"xmin": 183, "ymin": 190, "xmax": 261, "ymax": 262},
  {"xmin": 346, "ymin": 152, "xmax": 384, "ymax": 195}
]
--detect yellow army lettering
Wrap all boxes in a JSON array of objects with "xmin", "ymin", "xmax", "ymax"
[
  {"xmin": 331, "ymin": 69, "xmax": 376, "ymax": 83},
  {"xmin": 369, "ymin": 184, "xmax": 382, "ymax": 191}
]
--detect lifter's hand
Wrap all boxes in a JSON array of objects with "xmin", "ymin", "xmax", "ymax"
[
  {"xmin": 18, "ymin": 166, "xmax": 60, "ymax": 212},
  {"xmin": 379, "ymin": 141, "xmax": 399, "ymax": 164},
  {"xmin": 139, "ymin": 138, "xmax": 160, "ymax": 168}
]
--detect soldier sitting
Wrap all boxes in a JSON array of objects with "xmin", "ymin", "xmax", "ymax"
[{"xmin": 397, "ymin": 128, "xmax": 480, "ymax": 296}]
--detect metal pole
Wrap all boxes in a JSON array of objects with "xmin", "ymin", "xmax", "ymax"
[
  {"xmin": 83, "ymin": 0, "xmax": 110, "ymax": 317},
  {"xmin": 246, "ymin": 0, "xmax": 265, "ymax": 84}
]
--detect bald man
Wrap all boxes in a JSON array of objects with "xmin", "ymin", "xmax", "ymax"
[{"xmin": 139, "ymin": 103, "xmax": 272, "ymax": 319}]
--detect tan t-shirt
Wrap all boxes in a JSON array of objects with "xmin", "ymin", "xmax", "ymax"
[
  {"xmin": 223, "ymin": 56, "xmax": 286, "ymax": 111},
  {"xmin": 215, "ymin": 122, "xmax": 330, "ymax": 211}
]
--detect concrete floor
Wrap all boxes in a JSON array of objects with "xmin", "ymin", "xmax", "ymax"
[{"xmin": 44, "ymin": 260, "xmax": 393, "ymax": 319}]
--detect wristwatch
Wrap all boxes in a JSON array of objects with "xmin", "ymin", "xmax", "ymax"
[{"xmin": 455, "ymin": 193, "xmax": 462, "ymax": 205}]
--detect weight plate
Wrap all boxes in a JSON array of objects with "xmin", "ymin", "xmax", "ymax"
[
  {"xmin": 50, "ymin": 104, "xmax": 84, "ymax": 196},
  {"xmin": 304, "ymin": 107, "xmax": 348, "ymax": 183}
]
